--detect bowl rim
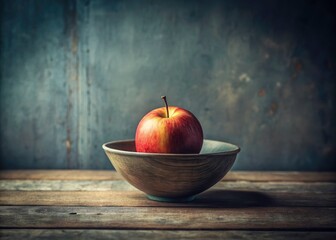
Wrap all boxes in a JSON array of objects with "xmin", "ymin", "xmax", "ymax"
[{"xmin": 102, "ymin": 139, "xmax": 240, "ymax": 157}]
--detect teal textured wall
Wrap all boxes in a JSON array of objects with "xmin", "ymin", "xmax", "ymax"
[{"xmin": 1, "ymin": 0, "xmax": 335, "ymax": 170}]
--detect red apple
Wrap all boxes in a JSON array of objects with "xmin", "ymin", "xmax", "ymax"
[{"xmin": 135, "ymin": 96, "xmax": 203, "ymax": 154}]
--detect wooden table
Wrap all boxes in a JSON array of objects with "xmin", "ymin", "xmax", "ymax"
[{"xmin": 0, "ymin": 170, "xmax": 335, "ymax": 239}]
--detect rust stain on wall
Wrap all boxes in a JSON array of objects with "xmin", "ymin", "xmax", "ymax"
[
  {"xmin": 258, "ymin": 89, "xmax": 266, "ymax": 97},
  {"xmin": 291, "ymin": 59, "xmax": 303, "ymax": 80},
  {"xmin": 64, "ymin": 0, "xmax": 79, "ymax": 168},
  {"xmin": 268, "ymin": 102, "xmax": 279, "ymax": 116},
  {"xmin": 66, "ymin": 139, "xmax": 71, "ymax": 155}
]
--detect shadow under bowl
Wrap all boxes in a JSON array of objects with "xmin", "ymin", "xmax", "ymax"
[{"xmin": 102, "ymin": 139, "xmax": 240, "ymax": 202}]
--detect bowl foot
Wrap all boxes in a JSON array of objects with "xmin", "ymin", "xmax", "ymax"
[{"xmin": 147, "ymin": 194, "xmax": 196, "ymax": 203}]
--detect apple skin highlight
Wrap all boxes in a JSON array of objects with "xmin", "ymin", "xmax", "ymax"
[{"xmin": 135, "ymin": 106, "xmax": 203, "ymax": 154}]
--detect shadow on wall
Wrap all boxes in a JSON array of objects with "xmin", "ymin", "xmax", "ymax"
[{"xmin": 0, "ymin": 0, "xmax": 335, "ymax": 170}]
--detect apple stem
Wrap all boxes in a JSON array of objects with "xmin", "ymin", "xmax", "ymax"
[{"xmin": 161, "ymin": 96, "xmax": 169, "ymax": 118}]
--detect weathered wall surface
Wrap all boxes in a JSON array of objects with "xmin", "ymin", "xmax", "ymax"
[{"xmin": 1, "ymin": 0, "xmax": 335, "ymax": 170}]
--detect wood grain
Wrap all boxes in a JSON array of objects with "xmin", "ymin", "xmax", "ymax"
[
  {"xmin": 104, "ymin": 140, "xmax": 238, "ymax": 198},
  {"xmin": 226, "ymin": 171, "xmax": 336, "ymax": 182},
  {"xmin": 0, "ymin": 230, "xmax": 335, "ymax": 240},
  {"xmin": 0, "ymin": 171, "xmax": 335, "ymax": 239},
  {"xmin": 1, "ymin": 180, "xmax": 335, "ymax": 192},
  {"xmin": 0, "ymin": 190, "xmax": 335, "ymax": 207},
  {"xmin": 1, "ymin": 170, "xmax": 335, "ymax": 182},
  {"xmin": 0, "ymin": 170, "xmax": 122, "ymax": 180},
  {"xmin": 0, "ymin": 180, "xmax": 137, "ymax": 191},
  {"xmin": 0, "ymin": 206, "xmax": 335, "ymax": 230}
]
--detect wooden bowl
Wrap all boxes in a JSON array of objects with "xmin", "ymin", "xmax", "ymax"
[{"xmin": 102, "ymin": 139, "xmax": 240, "ymax": 202}]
